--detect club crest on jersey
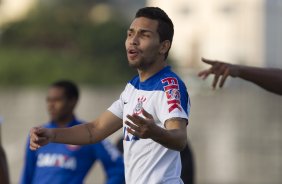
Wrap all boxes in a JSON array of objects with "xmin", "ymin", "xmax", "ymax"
[
  {"xmin": 161, "ymin": 77, "xmax": 182, "ymax": 113},
  {"xmin": 133, "ymin": 96, "xmax": 146, "ymax": 115}
]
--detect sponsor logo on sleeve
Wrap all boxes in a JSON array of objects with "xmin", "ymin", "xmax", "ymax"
[{"xmin": 161, "ymin": 77, "xmax": 182, "ymax": 113}]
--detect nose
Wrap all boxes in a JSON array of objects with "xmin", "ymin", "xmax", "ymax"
[
  {"xmin": 130, "ymin": 34, "xmax": 139, "ymax": 46},
  {"xmin": 47, "ymin": 100, "xmax": 54, "ymax": 110}
]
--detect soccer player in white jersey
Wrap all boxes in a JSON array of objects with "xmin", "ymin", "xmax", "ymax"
[{"xmin": 29, "ymin": 7, "xmax": 191, "ymax": 184}]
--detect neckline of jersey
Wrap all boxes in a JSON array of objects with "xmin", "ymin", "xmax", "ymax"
[{"xmin": 139, "ymin": 66, "xmax": 171, "ymax": 86}]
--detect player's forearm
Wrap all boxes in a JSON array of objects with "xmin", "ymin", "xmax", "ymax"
[
  {"xmin": 237, "ymin": 66, "xmax": 282, "ymax": 95},
  {"xmin": 152, "ymin": 128, "xmax": 187, "ymax": 151},
  {"xmin": 51, "ymin": 122, "xmax": 107, "ymax": 145}
]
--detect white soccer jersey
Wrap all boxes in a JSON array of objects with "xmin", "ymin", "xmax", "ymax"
[{"xmin": 108, "ymin": 66, "xmax": 191, "ymax": 184}]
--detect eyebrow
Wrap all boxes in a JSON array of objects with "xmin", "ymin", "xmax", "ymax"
[{"xmin": 127, "ymin": 28, "xmax": 154, "ymax": 34}]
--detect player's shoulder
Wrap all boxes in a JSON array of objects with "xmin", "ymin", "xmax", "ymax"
[{"xmin": 158, "ymin": 67, "xmax": 187, "ymax": 91}]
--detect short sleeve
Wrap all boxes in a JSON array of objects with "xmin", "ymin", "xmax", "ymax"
[
  {"xmin": 155, "ymin": 77, "xmax": 190, "ymax": 125},
  {"xmin": 107, "ymin": 90, "xmax": 125, "ymax": 119}
]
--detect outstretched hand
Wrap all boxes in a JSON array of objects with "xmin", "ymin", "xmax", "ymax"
[
  {"xmin": 29, "ymin": 127, "xmax": 53, "ymax": 150},
  {"xmin": 198, "ymin": 58, "xmax": 239, "ymax": 89},
  {"xmin": 125, "ymin": 109, "xmax": 159, "ymax": 139}
]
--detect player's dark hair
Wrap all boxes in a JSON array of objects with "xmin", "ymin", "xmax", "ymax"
[
  {"xmin": 135, "ymin": 7, "xmax": 174, "ymax": 59},
  {"xmin": 51, "ymin": 80, "xmax": 79, "ymax": 101}
]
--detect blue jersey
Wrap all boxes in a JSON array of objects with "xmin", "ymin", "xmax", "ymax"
[{"xmin": 20, "ymin": 118, "xmax": 124, "ymax": 184}]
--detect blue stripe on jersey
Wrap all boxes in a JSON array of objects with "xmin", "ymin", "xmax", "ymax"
[{"xmin": 128, "ymin": 66, "xmax": 189, "ymax": 115}]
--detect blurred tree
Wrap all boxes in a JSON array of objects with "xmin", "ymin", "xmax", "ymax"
[{"xmin": 0, "ymin": 0, "xmax": 135, "ymax": 86}]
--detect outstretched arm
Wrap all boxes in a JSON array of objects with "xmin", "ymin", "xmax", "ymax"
[
  {"xmin": 198, "ymin": 58, "xmax": 282, "ymax": 95},
  {"xmin": 29, "ymin": 110, "xmax": 123, "ymax": 150}
]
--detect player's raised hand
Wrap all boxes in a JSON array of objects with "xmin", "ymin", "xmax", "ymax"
[
  {"xmin": 29, "ymin": 127, "xmax": 53, "ymax": 150},
  {"xmin": 125, "ymin": 108, "xmax": 159, "ymax": 139},
  {"xmin": 198, "ymin": 58, "xmax": 240, "ymax": 89}
]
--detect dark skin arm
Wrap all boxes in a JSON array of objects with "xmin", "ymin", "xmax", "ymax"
[
  {"xmin": 198, "ymin": 58, "xmax": 282, "ymax": 95},
  {"xmin": 125, "ymin": 108, "xmax": 187, "ymax": 151},
  {"xmin": 29, "ymin": 110, "xmax": 123, "ymax": 150},
  {"xmin": 30, "ymin": 109, "xmax": 187, "ymax": 152}
]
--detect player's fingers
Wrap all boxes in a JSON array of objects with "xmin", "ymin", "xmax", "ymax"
[
  {"xmin": 126, "ymin": 114, "xmax": 144, "ymax": 126},
  {"xmin": 30, "ymin": 128, "xmax": 39, "ymax": 141},
  {"xmin": 212, "ymin": 65, "xmax": 226, "ymax": 89},
  {"xmin": 29, "ymin": 141, "xmax": 40, "ymax": 150},
  {"xmin": 142, "ymin": 108, "xmax": 154, "ymax": 119},
  {"xmin": 126, "ymin": 114, "xmax": 137, "ymax": 123},
  {"xmin": 198, "ymin": 69, "xmax": 209, "ymax": 77},
  {"xmin": 125, "ymin": 121, "xmax": 141, "ymax": 132},
  {"xmin": 132, "ymin": 114, "xmax": 146, "ymax": 124},
  {"xmin": 36, "ymin": 137, "xmax": 48, "ymax": 143},
  {"xmin": 29, "ymin": 145, "xmax": 37, "ymax": 151},
  {"xmin": 126, "ymin": 127, "xmax": 140, "ymax": 138},
  {"xmin": 219, "ymin": 68, "xmax": 230, "ymax": 88},
  {"xmin": 198, "ymin": 70, "xmax": 205, "ymax": 77},
  {"xmin": 202, "ymin": 69, "xmax": 212, "ymax": 80},
  {"xmin": 212, "ymin": 74, "xmax": 220, "ymax": 89},
  {"xmin": 198, "ymin": 68, "xmax": 213, "ymax": 79},
  {"xmin": 201, "ymin": 57, "xmax": 216, "ymax": 65},
  {"xmin": 141, "ymin": 108, "xmax": 153, "ymax": 119},
  {"xmin": 36, "ymin": 127, "xmax": 45, "ymax": 134}
]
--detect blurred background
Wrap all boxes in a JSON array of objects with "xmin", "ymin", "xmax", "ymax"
[{"xmin": 0, "ymin": 0, "xmax": 282, "ymax": 183}]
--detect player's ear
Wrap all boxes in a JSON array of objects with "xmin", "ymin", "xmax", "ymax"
[
  {"xmin": 159, "ymin": 40, "xmax": 170, "ymax": 55},
  {"xmin": 69, "ymin": 98, "xmax": 77, "ymax": 108}
]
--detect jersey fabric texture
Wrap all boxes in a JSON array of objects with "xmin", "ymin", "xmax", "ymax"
[
  {"xmin": 108, "ymin": 66, "xmax": 191, "ymax": 184},
  {"xmin": 20, "ymin": 118, "xmax": 125, "ymax": 184}
]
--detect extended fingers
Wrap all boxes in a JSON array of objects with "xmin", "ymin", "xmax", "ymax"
[
  {"xmin": 200, "ymin": 58, "xmax": 233, "ymax": 89},
  {"xmin": 126, "ymin": 127, "xmax": 140, "ymax": 138},
  {"xmin": 30, "ymin": 127, "xmax": 39, "ymax": 141},
  {"xmin": 126, "ymin": 114, "xmax": 145, "ymax": 126},
  {"xmin": 198, "ymin": 69, "xmax": 211, "ymax": 78},
  {"xmin": 29, "ymin": 127, "xmax": 46, "ymax": 150},
  {"xmin": 199, "ymin": 61, "xmax": 221, "ymax": 80},
  {"xmin": 125, "ymin": 120, "xmax": 141, "ymax": 132},
  {"xmin": 141, "ymin": 108, "xmax": 153, "ymax": 119},
  {"xmin": 219, "ymin": 68, "xmax": 230, "ymax": 88},
  {"xmin": 29, "ymin": 139, "xmax": 40, "ymax": 150},
  {"xmin": 212, "ymin": 64, "xmax": 225, "ymax": 89},
  {"xmin": 201, "ymin": 57, "xmax": 216, "ymax": 65}
]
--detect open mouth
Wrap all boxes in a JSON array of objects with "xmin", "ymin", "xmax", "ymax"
[
  {"xmin": 127, "ymin": 48, "xmax": 139, "ymax": 58},
  {"xmin": 128, "ymin": 49, "xmax": 138, "ymax": 54}
]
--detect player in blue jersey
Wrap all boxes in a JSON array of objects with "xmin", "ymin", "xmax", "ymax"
[
  {"xmin": 20, "ymin": 80, "xmax": 124, "ymax": 184},
  {"xmin": 29, "ymin": 7, "xmax": 191, "ymax": 184}
]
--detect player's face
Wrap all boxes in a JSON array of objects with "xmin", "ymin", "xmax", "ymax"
[
  {"xmin": 125, "ymin": 17, "xmax": 162, "ymax": 69},
  {"xmin": 46, "ymin": 87, "xmax": 75, "ymax": 122}
]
